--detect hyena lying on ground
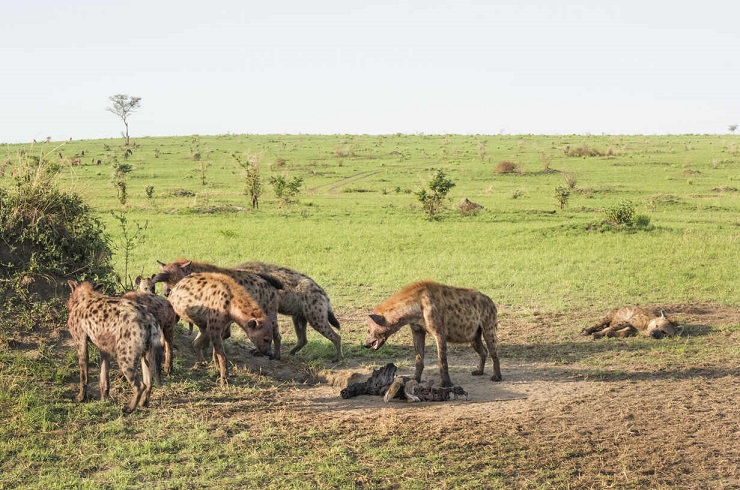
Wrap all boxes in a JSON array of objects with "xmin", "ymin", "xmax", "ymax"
[
  {"xmin": 120, "ymin": 275, "xmax": 178, "ymax": 375},
  {"xmin": 167, "ymin": 272, "xmax": 274, "ymax": 384},
  {"xmin": 234, "ymin": 261, "xmax": 342, "ymax": 360},
  {"xmin": 364, "ymin": 280, "xmax": 502, "ymax": 387},
  {"xmin": 582, "ymin": 306, "xmax": 678, "ymax": 339},
  {"xmin": 154, "ymin": 259, "xmax": 283, "ymax": 358},
  {"xmin": 67, "ymin": 281, "xmax": 163, "ymax": 413}
]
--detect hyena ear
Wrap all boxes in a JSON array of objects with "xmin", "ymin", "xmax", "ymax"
[
  {"xmin": 67, "ymin": 280, "xmax": 78, "ymax": 292},
  {"xmin": 368, "ymin": 314, "xmax": 386, "ymax": 327},
  {"xmin": 134, "ymin": 275, "xmax": 142, "ymax": 286},
  {"xmin": 93, "ymin": 283, "xmax": 105, "ymax": 292},
  {"xmin": 181, "ymin": 261, "xmax": 193, "ymax": 275},
  {"xmin": 246, "ymin": 319, "xmax": 258, "ymax": 330}
]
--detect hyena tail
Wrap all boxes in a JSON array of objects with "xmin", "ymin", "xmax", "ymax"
[
  {"xmin": 147, "ymin": 323, "xmax": 165, "ymax": 387},
  {"xmin": 328, "ymin": 309, "xmax": 340, "ymax": 330}
]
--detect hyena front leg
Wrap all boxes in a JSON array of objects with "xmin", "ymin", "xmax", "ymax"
[
  {"xmin": 433, "ymin": 333, "xmax": 453, "ymax": 388},
  {"xmin": 411, "ymin": 327, "xmax": 426, "ymax": 383},
  {"xmin": 270, "ymin": 312, "xmax": 281, "ymax": 360}
]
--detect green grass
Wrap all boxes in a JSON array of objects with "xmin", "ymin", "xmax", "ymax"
[
  {"xmin": 1, "ymin": 133, "xmax": 739, "ymax": 488},
  {"xmin": 4, "ymin": 133, "xmax": 736, "ymax": 309}
]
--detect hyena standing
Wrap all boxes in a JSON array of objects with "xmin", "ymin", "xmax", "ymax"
[
  {"xmin": 153, "ymin": 259, "xmax": 283, "ymax": 358},
  {"xmin": 166, "ymin": 272, "xmax": 274, "ymax": 384},
  {"xmin": 364, "ymin": 280, "xmax": 502, "ymax": 387},
  {"xmin": 67, "ymin": 281, "xmax": 163, "ymax": 413},
  {"xmin": 234, "ymin": 261, "xmax": 342, "ymax": 360},
  {"xmin": 121, "ymin": 275, "xmax": 178, "ymax": 375}
]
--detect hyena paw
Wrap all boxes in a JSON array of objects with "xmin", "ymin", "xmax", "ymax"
[{"xmin": 471, "ymin": 369, "xmax": 484, "ymax": 376}]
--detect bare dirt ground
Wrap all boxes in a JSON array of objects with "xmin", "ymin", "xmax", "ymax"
[
  {"xmin": 16, "ymin": 303, "xmax": 738, "ymax": 487},
  {"xmin": 193, "ymin": 304, "xmax": 740, "ymax": 487}
]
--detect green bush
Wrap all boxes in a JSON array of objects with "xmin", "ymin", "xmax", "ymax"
[
  {"xmin": 604, "ymin": 199, "xmax": 636, "ymax": 225},
  {"xmin": 416, "ymin": 169, "xmax": 456, "ymax": 219},
  {"xmin": 0, "ymin": 147, "xmax": 117, "ymax": 302}
]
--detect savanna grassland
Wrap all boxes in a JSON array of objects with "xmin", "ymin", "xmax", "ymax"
[{"xmin": 1, "ymin": 134, "xmax": 739, "ymax": 489}]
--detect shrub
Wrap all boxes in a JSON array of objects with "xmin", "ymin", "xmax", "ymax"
[
  {"xmin": 634, "ymin": 214, "xmax": 652, "ymax": 229},
  {"xmin": 604, "ymin": 199, "xmax": 636, "ymax": 225},
  {"xmin": 565, "ymin": 144, "xmax": 603, "ymax": 157},
  {"xmin": 1, "ymin": 146, "xmax": 117, "ymax": 306},
  {"xmin": 416, "ymin": 169, "xmax": 456, "ymax": 220},
  {"xmin": 554, "ymin": 186, "xmax": 570, "ymax": 210},
  {"xmin": 270, "ymin": 174, "xmax": 303, "ymax": 206}
]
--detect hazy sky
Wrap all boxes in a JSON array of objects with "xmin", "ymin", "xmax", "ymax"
[{"xmin": 2, "ymin": 1, "xmax": 739, "ymax": 143}]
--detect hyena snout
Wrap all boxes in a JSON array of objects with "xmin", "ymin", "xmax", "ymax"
[
  {"xmin": 363, "ymin": 335, "xmax": 385, "ymax": 350},
  {"xmin": 650, "ymin": 329, "xmax": 666, "ymax": 339}
]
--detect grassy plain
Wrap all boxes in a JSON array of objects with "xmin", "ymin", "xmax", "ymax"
[{"xmin": 1, "ymin": 133, "xmax": 739, "ymax": 488}]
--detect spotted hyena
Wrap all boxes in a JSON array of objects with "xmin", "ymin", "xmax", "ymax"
[
  {"xmin": 582, "ymin": 306, "xmax": 678, "ymax": 339},
  {"xmin": 67, "ymin": 281, "xmax": 163, "ymax": 413},
  {"xmin": 167, "ymin": 272, "xmax": 274, "ymax": 384},
  {"xmin": 121, "ymin": 275, "xmax": 178, "ymax": 375},
  {"xmin": 153, "ymin": 259, "xmax": 283, "ymax": 358},
  {"xmin": 364, "ymin": 280, "xmax": 502, "ymax": 387},
  {"xmin": 234, "ymin": 261, "xmax": 342, "ymax": 360}
]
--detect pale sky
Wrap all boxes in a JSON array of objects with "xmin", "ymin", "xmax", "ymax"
[{"xmin": 2, "ymin": 1, "xmax": 739, "ymax": 143}]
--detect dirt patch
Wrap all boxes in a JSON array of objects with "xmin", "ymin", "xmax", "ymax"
[{"xmin": 31, "ymin": 303, "xmax": 740, "ymax": 486}]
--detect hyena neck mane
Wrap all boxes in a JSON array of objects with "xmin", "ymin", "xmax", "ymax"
[{"xmin": 377, "ymin": 302, "xmax": 422, "ymax": 328}]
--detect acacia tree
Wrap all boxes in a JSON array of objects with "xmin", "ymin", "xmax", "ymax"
[{"xmin": 107, "ymin": 94, "xmax": 141, "ymax": 146}]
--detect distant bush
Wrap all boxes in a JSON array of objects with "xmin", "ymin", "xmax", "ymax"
[
  {"xmin": 634, "ymin": 214, "xmax": 652, "ymax": 229},
  {"xmin": 604, "ymin": 199, "xmax": 636, "ymax": 225},
  {"xmin": 416, "ymin": 169, "xmax": 456, "ymax": 220},
  {"xmin": 554, "ymin": 186, "xmax": 570, "ymax": 210},
  {"xmin": 565, "ymin": 144, "xmax": 603, "ymax": 157},
  {"xmin": 270, "ymin": 174, "xmax": 303, "ymax": 206}
]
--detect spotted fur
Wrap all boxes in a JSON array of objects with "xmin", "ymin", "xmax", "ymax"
[
  {"xmin": 582, "ymin": 306, "xmax": 678, "ymax": 339},
  {"xmin": 167, "ymin": 272, "xmax": 274, "ymax": 384},
  {"xmin": 67, "ymin": 281, "xmax": 163, "ymax": 413},
  {"xmin": 122, "ymin": 275, "xmax": 178, "ymax": 375},
  {"xmin": 364, "ymin": 280, "xmax": 501, "ymax": 387},
  {"xmin": 154, "ymin": 259, "xmax": 283, "ymax": 359},
  {"xmin": 234, "ymin": 261, "xmax": 342, "ymax": 360}
]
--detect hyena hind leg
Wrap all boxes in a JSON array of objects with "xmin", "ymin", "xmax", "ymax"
[{"xmin": 470, "ymin": 333, "xmax": 488, "ymax": 376}]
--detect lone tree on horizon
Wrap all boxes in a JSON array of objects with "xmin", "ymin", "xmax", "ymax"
[{"xmin": 107, "ymin": 94, "xmax": 141, "ymax": 146}]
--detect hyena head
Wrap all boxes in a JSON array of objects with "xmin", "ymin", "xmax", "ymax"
[
  {"xmin": 647, "ymin": 312, "xmax": 678, "ymax": 339},
  {"xmin": 153, "ymin": 260, "xmax": 192, "ymax": 296},
  {"xmin": 242, "ymin": 318, "xmax": 274, "ymax": 357},
  {"xmin": 67, "ymin": 281, "xmax": 103, "ymax": 307},
  {"xmin": 134, "ymin": 274, "xmax": 157, "ymax": 294},
  {"xmin": 363, "ymin": 314, "xmax": 399, "ymax": 350}
]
